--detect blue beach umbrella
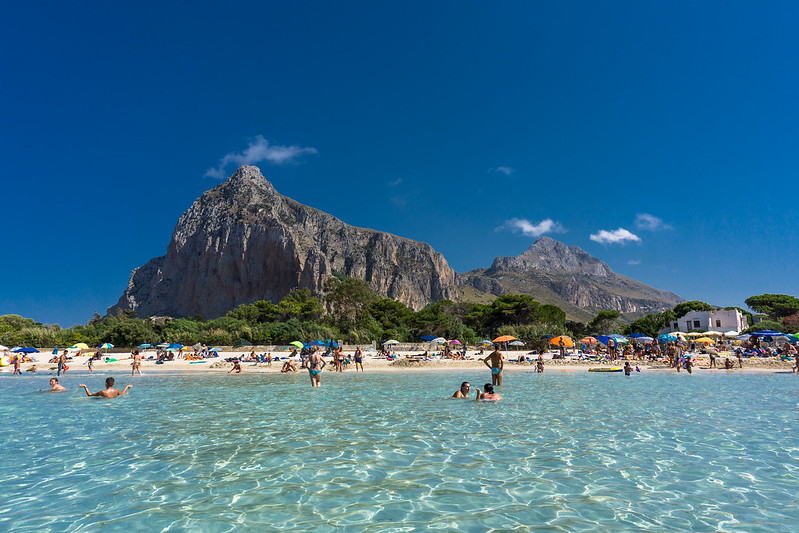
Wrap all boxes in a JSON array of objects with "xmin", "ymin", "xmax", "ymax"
[
  {"xmin": 420, "ymin": 335, "xmax": 437, "ymax": 341},
  {"xmin": 658, "ymin": 334, "xmax": 678, "ymax": 342},
  {"xmin": 12, "ymin": 347, "xmax": 39, "ymax": 354},
  {"xmin": 138, "ymin": 343, "xmax": 152, "ymax": 348},
  {"xmin": 168, "ymin": 343, "xmax": 183, "ymax": 350},
  {"xmin": 628, "ymin": 333, "xmax": 648, "ymax": 339},
  {"xmin": 99, "ymin": 343, "xmax": 114, "ymax": 349},
  {"xmin": 477, "ymin": 340, "xmax": 493, "ymax": 345},
  {"xmin": 750, "ymin": 330, "xmax": 784, "ymax": 337}
]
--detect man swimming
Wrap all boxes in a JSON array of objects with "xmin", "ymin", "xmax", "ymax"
[
  {"xmin": 47, "ymin": 378, "xmax": 66, "ymax": 392},
  {"xmin": 452, "ymin": 381, "xmax": 471, "ymax": 398},
  {"xmin": 79, "ymin": 377, "xmax": 132, "ymax": 398},
  {"xmin": 482, "ymin": 347, "xmax": 504, "ymax": 386},
  {"xmin": 475, "ymin": 383, "xmax": 502, "ymax": 401},
  {"xmin": 307, "ymin": 349, "xmax": 326, "ymax": 387}
]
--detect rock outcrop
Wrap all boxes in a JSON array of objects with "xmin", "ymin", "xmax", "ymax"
[
  {"xmin": 109, "ymin": 165, "xmax": 458, "ymax": 318},
  {"xmin": 459, "ymin": 237, "xmax": 684, "ymax": 320}
]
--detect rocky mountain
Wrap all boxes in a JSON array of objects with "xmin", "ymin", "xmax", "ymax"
[
  {"xmin": 109, "ymin": 165, "xmax": 458, "ymax": 318},
  {"xmin": 109, "ymin": 165, "xmax": 683, "ymax": 321},
  {"xmin": 458, "ymin": 237, "xmax": 684, "ymax": 321}
]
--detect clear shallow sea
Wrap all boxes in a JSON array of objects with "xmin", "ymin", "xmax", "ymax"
[{"xmin": 1, "ymin": 368, "xmax": 798, "ymax": 532}]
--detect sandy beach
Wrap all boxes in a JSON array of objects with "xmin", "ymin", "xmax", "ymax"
[{"xmin": 6, "ymin": 348, "xmax": 795, "ymax": 375}]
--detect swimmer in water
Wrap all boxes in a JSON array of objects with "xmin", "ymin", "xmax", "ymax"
[
  {"xmin": 475, "ymin": 383, "xmax": 502, "ymax": 401},
  {"xmin": 47, "ymin": 378, "xmax": 66, "ymax": 392},
  {"xmin": 624, "ymin": 362, "xmax": 632, "ymax": 376},
  {"xmin": 482, "ymin": 347, "xmax": 504, "ymax": 386},
  {"xmin": 307, "ymin": 350, "xmax": 326, "ymax": 387},
  {"xmin": 79, "ymin": 377, "xmax": 132, "ymax": 398},
  {"xmin": 452, "ymin": 381, "xmax": 471, "ymax": 398},
  {"xmin": 228, "ymin": 360, "xmax": 242, "ymax": 373}
]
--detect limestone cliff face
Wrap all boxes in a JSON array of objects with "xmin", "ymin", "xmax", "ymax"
[
  {"xmin": 109, "ymin": 165, "xmax": 458, "ymax": 318},
  {"xmin": 459, "ymin": 237, "xmax": 683, "ymax": 319}
]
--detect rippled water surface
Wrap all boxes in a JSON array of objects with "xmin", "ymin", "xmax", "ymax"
[{"xmin": 2, "ymin": 369, "xmax": 799, "ymax": 531}]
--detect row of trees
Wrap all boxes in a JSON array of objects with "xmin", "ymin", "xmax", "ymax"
[{"xmin": 2, "ymin": 283, "xmax": 797, "ymax": 349}]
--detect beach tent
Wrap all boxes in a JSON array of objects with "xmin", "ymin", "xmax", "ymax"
[{"xmin": 0, "ymin": 345, "xmax": 8, "ymax": 351}]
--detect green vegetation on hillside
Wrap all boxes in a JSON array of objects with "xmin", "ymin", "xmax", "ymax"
[{"xmin": 2, "ymin": 289, "xmax": 797, "ymax": 349}]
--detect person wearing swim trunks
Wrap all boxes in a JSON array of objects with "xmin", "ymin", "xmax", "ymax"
[
  {"xmin": 452, "ymin": 381, "xmax": 471, "ymax": 398},
  {"xmin": 353, "ymin": 347, "xmax": 364, "ymax": 372},
  {"xmin": 131, "ymin": 349, "xmax": 142, "ymax": 376},
  {"xmin": 475, "ymin": 383, "xmax": 502, "ymax": 401},
  {"xmin": 48, "ymin": 378, "xmax": 66, "ymax": 392},
  {"xmin": 79, "ymin": 377, "xmax": 132, "ymax": 398},
  {"xmin": 482, "ymin": 347, "xmax": 504, "ymax": 386},
  {"xmin": 624, "ymin": 361, "xmax": 632, "ymax": 376},
  {"xmin": 58, "ymin": 350, "xmax": 68, "ymax": 376},
  {"xmin": 307, "ymin": 350, "xmax": 326, "ymax": 387}
]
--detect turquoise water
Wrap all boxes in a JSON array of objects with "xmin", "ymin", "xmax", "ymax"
[{"xmin": 1, "ymin": 369, "xmax": 798, "ymax": 531}]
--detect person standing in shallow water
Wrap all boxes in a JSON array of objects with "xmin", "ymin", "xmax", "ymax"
[
  {"xmin": 307, "ymin": 349, "xmax": 326, "ymax": 387},
  {"xmin": 482, "ymin": 346, "xmax": 504, "ymax": 386},
  {"xmin": 131, "ymin": 350, "xmax": 142, "ymax": 376}
]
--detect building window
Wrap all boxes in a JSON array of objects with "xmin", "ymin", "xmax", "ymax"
[
  {"xmin": 694, "ymin": 320, "xmax": 701, "ymax": 328},
  {"xmin": 716, "ymin": 320, "xmax": 721, "ymax": 327},
  {"xmin": 673, "ymin": 323, "xmax": 678, "ymax": 329}
]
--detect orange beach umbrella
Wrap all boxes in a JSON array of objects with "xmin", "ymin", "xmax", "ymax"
[
  {"xmin": 492, "ymin": 335, "xmax": 517, "ymax": 343},
  {"xmin": 550, "ymin": 335, "xmax": 575, "ymax": 348}
]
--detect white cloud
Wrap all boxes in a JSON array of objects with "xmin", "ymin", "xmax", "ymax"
[
  {"xmin": 387, "ymin": 178, "xmax": 403, "ymax": 187},
  {"xmin": 490, "ymin": 166, "xmax": 515, "ymax": 175},
  {"xmin": 589, "ymin": 228, "xmax": 641, "ymax": 245},
  {"xmin": 635, "ymin": 213, "xmax": 673, "ymax": 231},
  {"xmin": 628, "ymin": 260, "xmax": 642, "ymax": 265},
  {"xmin": 501, "ymin": 218, "xmax": 566, "ymax": 238},
  {"xmin": 205, "ymin": 135, "xmax": 318, "ymax": 179}
]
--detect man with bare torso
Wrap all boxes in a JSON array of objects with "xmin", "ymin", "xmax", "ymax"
[
  {"xmin": 482, "ymin": 347, "xmax": 504, "ymax": 386},
  {"xmin": 79, "ymin": 377, "xmax": 132, "ymax": 398},
  {"xmin": 58, "ymin": 350, "xmax": 68, "ymax": 376}
]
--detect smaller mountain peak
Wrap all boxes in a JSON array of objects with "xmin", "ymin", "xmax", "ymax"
[{"xmin": 490, "ymin": 238, "xmax": 611, "ymax": 277}]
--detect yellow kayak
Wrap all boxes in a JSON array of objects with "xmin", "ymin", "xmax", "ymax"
[{"xmin": 588, "ymin": 367, "xmax": 623, "ymax": 373}]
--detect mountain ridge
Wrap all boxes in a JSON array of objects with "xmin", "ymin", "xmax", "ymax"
[{"xmin": 109, "ymin": 166, "xmax": 683, "ymax": 320}]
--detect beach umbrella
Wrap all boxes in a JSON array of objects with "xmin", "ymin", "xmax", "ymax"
[
  {"xmin": 723, "ymin": 330, "xmax": 739, "ymax": 336},
  {"xmin": 750, "ymin": 330, "xmax": 784, "ymax": 337},
  {"xmin": 633, "ymin": 336, "xmax": 655, "ymax": 343},
  {"xmin": 156, "ymin": 343, "xmax": 170, "ymax": 348},
  {"xmin": 138, "ymin": 343, "xmax": 152, "ymax": 349},
  {"xmin": 684, "ymin": 332, "xmax": 705, "ymax": 337},
  {"xmin": 658, "ymin": 334, "xmax": 678, "ymax": 342},
  {"xmin": 432, "ymin": 337, "xmax": 447, "ymax": 343},
  {"xmin": 580, "ymin": 336, "xmax": 598, "ymax": 344},
  {"xmin": 609, "ymin": 334, "xmax": 628, "ymax": 343},
  {"xmin": 694, "ymin": 337, "xmax": 715, "ymax": 344},
  {"xmin": 12, "ymin": 347, "xmax": 39, "ymax": 353},
  {"xmin": 69, "ymin": 343, "xmax": 90, "ymax": 351},
  {"xmin": 508, "ymin": 340, "xmax": 525, "ymax": 346},
  {"xmin": 419, "ymin": 335, "xmax": 437, "ymax": 341},
  {"xmin": 0, "ymin": 345, "xmax": 8, "ymax": 351},
  {"xmin": 492, "ymin": 335, "xmax": 517, "ymax": 343},
  {"xmin": 449, "ymin": 339, "xmax": 462, "ymax": 345},
  {"xmin": 597, "ymin": 335, "xmax": 614, "ymax": 346},
  {"xmin": 550, "ymin": 335, "xmax": 575, "ymax": 348},
  {"xmin": 233, "ymin": 340, "xmax": 253, "ymax": 348},
  {"xmin": 477, "ymin": 340, "xmax": 493, "ymax": 345},
  {"xmin": 289, "ymin": 341, "xmax": 304, "ymax": 349},
  {"xmin": 168, "ymin": 343, "xmax": 183, "ymax": 350},
  {"xmin": 540, "ymin": 334, "xmax": 556, "ymax": 340},
  {"xmin": 627, "ymin": 333, "xmax": 648, "ymax": 339},
  {"xmin": 701, "ymin": 331, "xmax": 723, "ymax": 336},
  {"xmin": 382, "ymin": 339, "xmax": 400, "ymax": 345},
  {"xmin": 99, "ymin": 343, "xmax": 114, "ymax": 349}
]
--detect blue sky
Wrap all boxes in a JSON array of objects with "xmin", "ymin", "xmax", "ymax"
[{"xmin": 2, "ymin": 1, "xmax": 798, "ymax": 326}]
